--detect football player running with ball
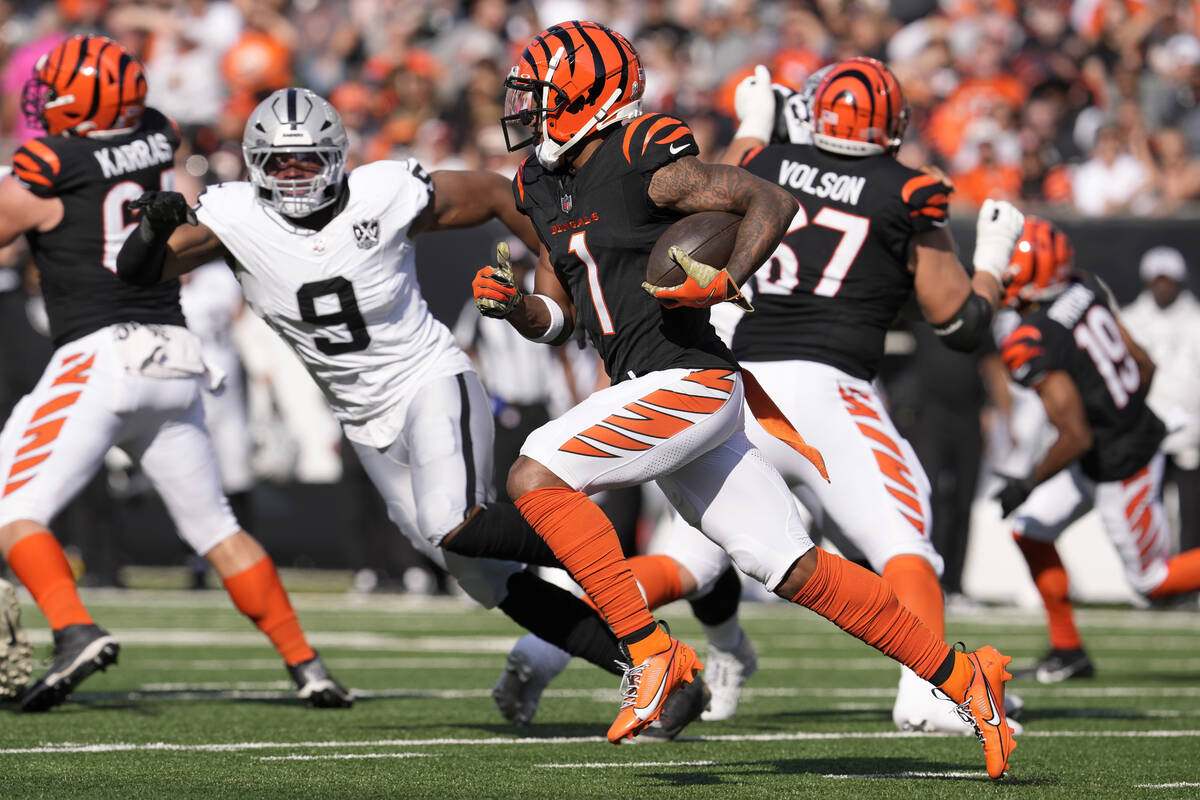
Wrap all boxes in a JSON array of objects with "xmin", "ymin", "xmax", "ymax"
[
  {"xmin": 0, "ymin": 36, "xmax": 347, "ymax": 711},
  {"xmin": 473, "ymin": 21, "xmax": 1016, "ymax": 776},
  {"xmin": 996, "ymin": 219, "xmax": 1200, "ymax": 677},
  {"xmin": 696, "ymin": 58, "xmax": 1027, "ymax": 733},
  {"xmin": 117, "ymin": 88, "xmax": 714, "ymax": 734}
]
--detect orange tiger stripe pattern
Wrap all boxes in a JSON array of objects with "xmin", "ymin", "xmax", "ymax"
[
  {"xmin": 558, "ymin": 369, "xmax": 734, "ymax": 458},
  {"xmin": 3, "ymin": 354, "xmax": 92, "ymax": 496},
  {"xmin": 25, "ymin": 34, "xmax": 147, "ymax": 136},
  {"xmin": 1001, "ymin": 325, "xmax": 1046, "ymax": 374},
  {"xmin": 810, "ymin": 57, "xmax": 908, "ymax": 155},
  {"xmin": 842, "ymin": 384, "xmax": 926, "ymax": 534}
]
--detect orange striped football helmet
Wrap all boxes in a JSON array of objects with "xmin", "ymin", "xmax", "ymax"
[
  {"xmin": 502, "ymin": 21, "xmax": 644, "ymax": 168},
  {"xmin": 1002, "ymin": 217, "xmax": 1074, "ymax": 308},
  {"xmin": 21, "ymin": 34, "xmax": 147, "ymax": 136},
  {"xmin": 810, "ymin": 57, "xmax": 908, "ymax": 157}
]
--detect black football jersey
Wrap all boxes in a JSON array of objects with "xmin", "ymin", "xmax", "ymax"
[
  {"xmin": 733, "ymin": 143, "xmax": 951, "ymax": 380},
  {"xmin": 513, "ymin": 113, "xmax": 735, "ymax": 383},
  {"xmin": 1000, "ymin": 274, "xmax": 1165, "ymax": 482},
  {"xmin": 11, "ymin": 108, "xmax": 185, "ymax": 347}
]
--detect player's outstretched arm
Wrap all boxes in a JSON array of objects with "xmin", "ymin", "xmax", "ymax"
[
  {"xmin": 648, "ymin": 156, "xmax": 797, "ymax": 286},
  {"xmin": 115, "ymin": 190, "xmax": 226, "ymax": 285},
  {"xmin": 720, "ymin": 64, "xmax": 776, "ymax": 167},
  {"xmin": 913, "ymin": 199, "xmax": 1024, "ymax": 352},
  {"xmin": 1032, "ymin": 370, "xmax": 1094, "ymax": 484},
  {"xmin": 472, "ymin": 242, "xmax": 577, "ymax": 346},
  {"xmin": 0, "ymin": 173, "xmax": 61, "ymax": 247},
  {"xmin": 412, "ymin": 169, "xmax": 541, "ymax": 254}
]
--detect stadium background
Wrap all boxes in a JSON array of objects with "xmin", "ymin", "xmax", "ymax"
[{"xmin": 1, "ymin": 0, "xmax": 1198, "ymax": 604}]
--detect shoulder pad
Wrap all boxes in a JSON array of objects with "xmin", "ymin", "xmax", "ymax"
[
  {"xmin": 618, "ymin": 114, "xmax": 699, "ymax": 173},
  {"xmin": 1000, "ymin": 321, "xmax": 1051, "ymax": 387},
  {"xmin": 899, "ymin": 170, "xmax": 952, "ymax": 231},
  {"xmin": 140, "ymin": 108, "xmax": 180, "ymax": 146},
  {"xmin": 739, "ymin": 145, "xmax": 766, "ymax": 167},
  {"xmin": 11, "ymin": 138, "xmax": 65, "ymax": 197},
  {"xmin": 513, "ymin": 156, "xmax": 543, "ymax": 210}
]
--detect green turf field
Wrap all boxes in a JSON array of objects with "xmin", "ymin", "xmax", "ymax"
[{"xmin": 2, "ymin": 583, "xmax": 1198, "ymax": 799}]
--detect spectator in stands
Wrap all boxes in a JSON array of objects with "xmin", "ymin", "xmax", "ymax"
[
  {"xmin": 1122, "ymin": 247, "xmax": 1200, "ymax": 554},
  {"xmin": 1072, "ymin": 123, "xmax": 1155, "ymax": 215},
  {"xmin": 1150, "ymin": 125, "xmax": 1200, "ymax": 213},
  {"xmin": 951, "ymin": 118, "xmax": 1022, "ymax": 210}
]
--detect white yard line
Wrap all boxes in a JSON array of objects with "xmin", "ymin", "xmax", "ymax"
[
  {"xmin": 824, "ymin": 771, "xmax": 980, "ymax": 779},
  {"xmin": 3, "ymin": 729, "xmax": 1198, "ymax": 756},
  {"xmin": 257, "ymin": 753, "xmax": 434, "ymax": 762},
  {"xmin": 536, "ymin": 761, "xmax": 716, "ymax": 768},
  {"xmin": 1134, "ymin": 782, "xmax": 1200, "ymax": 789}
]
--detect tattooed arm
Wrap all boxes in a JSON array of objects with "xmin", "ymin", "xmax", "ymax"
[{"xmin": 647, "ymin": 156, "xmax": 798, "ymax": 285}]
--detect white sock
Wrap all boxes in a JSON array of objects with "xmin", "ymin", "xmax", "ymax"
[{"xmin": 702, "ymin": 616, "xmax": 742, "ymax": 651}]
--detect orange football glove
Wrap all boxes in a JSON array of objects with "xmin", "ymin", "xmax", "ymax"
[
  {"xmin": 473, "ymin": 242, "xmax": 522, "ymax": 318},
  {"xmin": 641, "ymin": 245, "xmax": 753, "ymax": 311}
]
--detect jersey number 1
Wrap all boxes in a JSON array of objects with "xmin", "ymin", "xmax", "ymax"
[
  {"xmin": 1073, "ymin": 305, "xmax": 1139, "ymax": 408},
  {"xmin": 297, "ymin": 277, "xmax": 371, "ymax": 355},
  {"xmin": 569, "ymin": 232, "xmax": 614, "ymax": 335}
]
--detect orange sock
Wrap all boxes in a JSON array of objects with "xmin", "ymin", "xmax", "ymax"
[
  {"xmin": 791, "ymin": 548, "xmax": 951, "ymax": 681},
  {"xmin": 882, "ymin": 554, "xmax": 945, "ymax": 639},
  {"xmin": 1148, "ymin": 548, "xmax": 1200, "ymax": 599},
  {"xmin": 515, "ymin": 487, "xmax": 655, "ymax": 640},
  {"xmin": 6, "ymin": 530, "xmax": 92, "ymax": 629},
  {"xmin": 582, "ymin": 554, "xmax": 683, "ymax": 613},
  {"xmin": 1014, "ymin": 534, "xmax": 1082, "ymax": 650},
  {"xmin": 222, "ymin": 556, "xmax": 314, "ymax": 666}
]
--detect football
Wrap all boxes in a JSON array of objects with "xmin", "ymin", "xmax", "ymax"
[{"xmin": 646, "ymin": 211, "xmax": 743, "ymax": 288}]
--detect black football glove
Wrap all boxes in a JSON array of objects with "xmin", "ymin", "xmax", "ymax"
[
  {"xmin": 126, "ymin": 190, "xmax": 197, "ymax": 235},
  {"xmin": 994, "ymin": 474, "xmax": 1037, "ymax": 518}
]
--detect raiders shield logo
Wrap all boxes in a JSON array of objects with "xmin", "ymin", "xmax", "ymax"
[
  {"xmin": 352, "ymin": 219, "xmax": 380, "ymax": 249},
  {"xmin": 560, "ymin": 194, "xmax": 573, "ymax": 214}
]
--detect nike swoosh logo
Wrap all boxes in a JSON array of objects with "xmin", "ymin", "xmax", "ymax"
[
  {"xmin": 633, "ymin": 646, "xmax": 675, "ymax": 721},
  {"xmin": 669, "ymin": 143, "xmax": 690, "ymax": 155},
  {"xmin": 982, "ymin": 673, "xmax": 1002, "ymax": 727}
]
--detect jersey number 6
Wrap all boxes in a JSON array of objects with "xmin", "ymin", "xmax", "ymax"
[
  {"xmin": 297, "ymin": 277, "xmax": 371, "ymax": 355},
  {"xmin": 757, "ymin": 205, "xmax": 870, "ymax": 298}
]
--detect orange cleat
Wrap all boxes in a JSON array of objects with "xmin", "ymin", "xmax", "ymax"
[
  {"xmin": 607, "ymin": 634, "xmax": 703, "ymax": 744},
  {"xmin": 952, "ymin": 645, "xmax": 1018, "ymax": 779}
]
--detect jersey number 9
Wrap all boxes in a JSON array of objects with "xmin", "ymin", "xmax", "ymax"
[{"xmin": 297, "ymin": 277, "xmax": 371, "ymax": 355}]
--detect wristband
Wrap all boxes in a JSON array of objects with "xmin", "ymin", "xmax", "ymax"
[{"xmin": 529, "ymin": 293, "xmax": 565, "ymax": 343}]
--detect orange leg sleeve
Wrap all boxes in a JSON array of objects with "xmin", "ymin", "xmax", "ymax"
[
  {"xmin": 1147, "ymin": 548, "xmax": 1200, "ymax": 599},
  {"xmin": 7, "ymin": 530, "xmax": 92, "ymax": 629},
  {"xmin": 791, "ymin": 548, "xmax": 952, "ymax": 682},
  {"xmin": 882, "ymin": 554, "xmax": 945, "ymax": 639},
  {"xmin": 581, "ymin": 554, "xmax": 684, "ymax": 613},
  {"xmin": 1014, "ymin": 533, "xmax": 1082, "ymax": 651},
  {"xmin": 515, "ymin": 487, "xmax": 655, "ymax": 640},
  {"xmin": 222, "ymin": 556, "xmax": 314, "ymax": 666}
]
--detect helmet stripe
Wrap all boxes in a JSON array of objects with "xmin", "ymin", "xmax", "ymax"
[
  {"xmin": 600, "ymin": 25, "xmax": 630, "ymax": 100},
  {"xmin": 79, "ymin": 38, "xmax": 111, "ymax": 126},
  {"xmin": 545, "ymin": 25, "xmax": 577, "ymax": 69},
  {"xmin": 571, "ymin": 21, "xmax": 606, "ymax": 103},
  {"xmin": 286, "ymin": 88, "xmax": 298, "ymax": 124}
]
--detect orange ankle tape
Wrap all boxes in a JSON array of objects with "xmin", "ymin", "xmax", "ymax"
[
  {"xmin": 792, "ymin": 548, "xmax": 951, "ymax": 681},
  {"xmin": 515, "ymin": 486, "xmax": 654, "ymax": 639},
  {"xmin": 1014, "ymin": 534, "xmax": 1081, "ymax": 650},
  {"xmin": 882, "ymin": 554, "xmax": 945, "ymax": 639},
  {"xmin": 938, "ymin": 651, "xmax": 972, "ymax": 703},
  {"xmin": 223, "ymin": 557, "xmax": 314, "ymax": 666},
  {"xmin": 626, "ymin": 625, "xmax": 671, "ymax": 663},
  {"xmin": 7, "ymin": 531, "xmax": 92, "ymax": 629}
]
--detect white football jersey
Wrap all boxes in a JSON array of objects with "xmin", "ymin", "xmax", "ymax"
[{"xmin": 195, "ymin": 159, "xmax": 472, "ymax": 448}]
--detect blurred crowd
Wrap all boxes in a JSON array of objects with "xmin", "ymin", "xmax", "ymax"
[{"xmin": 2, "ymin": 0, "xmax": 1200, "ymax": 215}]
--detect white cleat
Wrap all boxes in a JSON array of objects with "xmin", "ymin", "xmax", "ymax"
[
  {"xmin": 700, "ymin": 628, "xmax": 757, "ymax": 721},
  {"xmin": 0, "ymin": 579, "xmax": 33, "ymax": 699},
  {"xmin": 491, "ymin": 634, "xmax": 571, "ymax": 725},
  {"xmin": 892, "ymin": 667, "xmax": 1025, "ymax": 735}
]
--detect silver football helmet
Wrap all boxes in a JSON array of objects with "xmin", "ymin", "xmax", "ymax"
[
  {"xmin": 770, "ymin": 64, "xmax": 834, "ymax": 145},
  {"xmin": 243, "ymin": 88, "xmax": 348, "ymax": 217}
]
